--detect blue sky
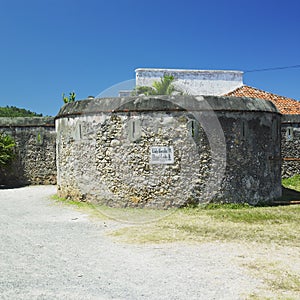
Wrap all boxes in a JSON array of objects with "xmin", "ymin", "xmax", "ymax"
[{"xmin": 0, "ymin": 0, "xmax": 299, "ymax": 116}]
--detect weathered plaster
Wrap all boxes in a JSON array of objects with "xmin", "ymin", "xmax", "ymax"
[{"xmin": 135, "ymin": 68, "xmax": 244, "ymax": 96}]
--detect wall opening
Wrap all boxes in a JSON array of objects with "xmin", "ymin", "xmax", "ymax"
[
  {"xmin": 286, "ymin": 127, "xmax": 293, "ymax": 141},
  {"xmin": 128, "ymin": 119, "xmax": 142, "ymax": 142}
]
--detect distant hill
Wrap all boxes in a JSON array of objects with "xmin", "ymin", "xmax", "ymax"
[{"xmin": 0, "ymin": 106, "xmax": 43, "ymax": 117}]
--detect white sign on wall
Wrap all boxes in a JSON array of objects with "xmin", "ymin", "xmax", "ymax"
[{"xmin": 150, "ymin": 146, "xmax": 174, "ymax": 164}]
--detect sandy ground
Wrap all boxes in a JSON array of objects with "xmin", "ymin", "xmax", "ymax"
[{"xmin": 0, "ymin": 185, "xmax": 297, "ymax": 299}]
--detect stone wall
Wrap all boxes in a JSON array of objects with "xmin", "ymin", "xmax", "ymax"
[
  {"xmin": 56, "ymin": 95, "xmax": 281, "ymax": 208},
  {"xmin": 1, "ymin": 102, "xmax": 297, "ymax": 200},
  {"xmin": 135, "ymin": 68, "xmax": 244, "ymax": 96},
  {"xmin": 281, "ymin": 114, "xmax": 300, "ymax": 178},
  {"xmin": 0, "ymin": 117, "xmax": 56, "ymax": 187}
]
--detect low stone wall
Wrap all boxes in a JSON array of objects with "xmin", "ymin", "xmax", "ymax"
[
  {"xmin": 56, "ymin": 95, "xmax": 281, "ymax": 208},
  {"xmin": 0, "ymin": 117, "xmax": 56, "ymax": 187},
  {"xmin": 281, "ymin": 114, "xmax": 300, "ymax": 178}
]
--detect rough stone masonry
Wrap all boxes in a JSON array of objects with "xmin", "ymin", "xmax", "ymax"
[
  {"xmin": 0, "ymin": 117, "xmax": 56, "ymax": 187},
  {"xmin": 281, "ymin": 114, "xmax": 300, "ymax": 178},
  {"xmin": 56, "ymin": 95, "xmax": 282, "ymax": 208}
]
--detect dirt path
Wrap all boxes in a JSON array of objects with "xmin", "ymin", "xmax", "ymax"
[{"xmin": 0, "ymin": 186, "xmax": 264, "ymax": 299}]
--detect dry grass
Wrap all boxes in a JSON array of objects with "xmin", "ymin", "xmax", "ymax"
[
  {"xmin": 52, "ymin": 194, "xmax": 300, "ymax": 247},
  {"xmin": 245, "ymin": 260, "xmax": 300, "ymax": 299},
  {"xmin": 109, "ymin": 204, "xmax": 300, "ymax": 247},
  {"xmin": 107, "ymin": 203, "xmax": 300, "ymax": 299}
]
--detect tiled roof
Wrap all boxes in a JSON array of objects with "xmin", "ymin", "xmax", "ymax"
[{"xmin": 224, "ymin": 85, "xmax": 300, "ymax": 115}]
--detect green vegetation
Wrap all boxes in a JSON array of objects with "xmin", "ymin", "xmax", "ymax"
[
  {"xmin": 282, "ymin": 174, "xmax": 300, "ymax": 192},
  {"xmin": 62, "ymin": 91, "xmax": 76, "ymax": 103},
  {"xmin": 0, "ymin": 106, "xmax": 42, "ymax": 117},
  {"xmin": 198, "ymin": 203, "xmax": 296, "ymax": 223},
  {"xmin": 52, "ymin": 194, "xmax": 93, "ymax": 208},
  {"xmin": 132, "ymin": 75, "xmax": 182, "ymax": 96},
  {"xmin": 52, "ymin": 195, "xmax": 300, "ymax": 247},
  {"xmin": 51, "ymin": 194, "xmax": 172, "ymax": 223},
  {"xmin": 131, "ymin": 85, "xmax": 155, "ymax": 96},
  {"xmin": 109, "ymin": 204, "xmax": 300, "ymax": 246},
  {"xmin": 0, "ymin": 132, "xmax": 16, "ymax": 166}
]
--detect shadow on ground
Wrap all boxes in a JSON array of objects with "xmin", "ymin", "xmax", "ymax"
[
  {"xmin": 274, "ymin": 186, "xmax": 300, "ymax": 205},
  {"xmin": 0, "ymin": 183, "xmax": 28, "ymax": 189}
]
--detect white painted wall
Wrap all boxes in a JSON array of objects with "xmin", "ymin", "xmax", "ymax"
[{"xmin": 135, "ymin": 68, "xmax": 244, "ymax": 96}]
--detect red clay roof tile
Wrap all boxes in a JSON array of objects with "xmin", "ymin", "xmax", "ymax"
[{"xmin": 223, "ymin": 85, "xmax": 300, "ymax": 115}]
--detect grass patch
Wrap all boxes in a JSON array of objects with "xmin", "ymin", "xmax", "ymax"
[
  {"xmin": 282, "ymin": 174, "xmax": 300, "ymax": 192},
  {"xmin": 110, "ymin": 205, "xmax": 300, "ymax": 246},
  {"xmin": 51, "ymin": 194, "xmax": 300, "ymax": 247},
  {"xmin": 52, "ymin": 194, "xmax": 93, "ymax": 208},
  {"xmin": 201, "ymin": 205, "xmax": 300, "ymax": 224},
  {"xmin": 201, "ymin": 203, "xmax": 252, "ymax": 210},
  {"xmin": 51, "ymin": 194, "xmax": 108, "ymax": 220},
  {"xmin": 51, "ymin": 194, "xmax": 175, "ymax": 223}
]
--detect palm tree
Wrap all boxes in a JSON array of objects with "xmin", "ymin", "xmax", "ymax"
[
  {"xmin": 132, "ymin": 75, "xmax": 181, "ymax": 96},
  {"xmin": 152, "ymin": 75, "xmax": 176, "ymax": 95}
]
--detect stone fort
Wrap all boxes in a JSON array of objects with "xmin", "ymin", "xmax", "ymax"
[{"xmin": 1, "ymin": 68, "xmax": 299, "ymax": 208}]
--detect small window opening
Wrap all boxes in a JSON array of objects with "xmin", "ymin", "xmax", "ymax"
[
  {"xmin": 286, "ymin": 127, "xmax": 293, "ymax": 141},
  {"xmin": 241, "ymin": 121, "xmax": 248, "ymax": 140},
  {"xmin": 242, "ymin": 122, "xmax": 246, "ymax": 138},
  {"xmin": 132, "ymin": 121, "xmax": 136, "ymax": 138},
  {"xmin": 191, "ymin": 121, "xmax": 195, "ymax": 137},
  {"xmin": 187, "ymin": 120, "xmax": 199, "ymax": 139},
  {"xmin": 128, "ymin": 119, "xmax": 141, "ymax": 142}
]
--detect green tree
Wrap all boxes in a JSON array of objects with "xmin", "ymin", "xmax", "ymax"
[
  {"xmin": 0, "ymin": 106, "xmax": 42, "ymax": 117},
  {"xmin": 132, "ymin": 75, "xmax": 181, "ymax": 96},
  {"xmin": 0, "ymin": 133, "xmax": 15, "ymax": 166}
]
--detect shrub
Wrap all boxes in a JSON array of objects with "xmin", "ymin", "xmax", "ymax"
[
  {"xmin": 62, "ymin": 91, "xmax": 76, "ymax": 103},
  {"xmin": 0, "ymin": 132, "xmax": 16, "ymax": 166}
]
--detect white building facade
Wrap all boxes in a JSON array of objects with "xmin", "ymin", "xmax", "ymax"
[{"xmin": 135, "ymin": 68, "xmax": 244, "ymax": 96}]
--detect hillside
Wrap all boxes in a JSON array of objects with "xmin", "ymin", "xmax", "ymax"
[{"xmin": 0, "ymin": 106, "xmax": 42, "ymax": 117}]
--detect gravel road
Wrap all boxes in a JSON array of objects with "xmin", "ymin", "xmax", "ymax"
[{"xmin": 0, "ymin": 186, "xmax": 260, "ymax": 300}]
